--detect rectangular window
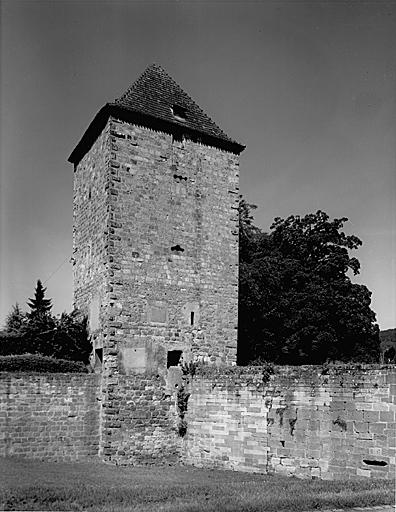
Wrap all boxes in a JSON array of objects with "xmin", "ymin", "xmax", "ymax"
[
  {"xmin": 167, "ymin": 350, "xmax": 182, "ymax": 368},
  {"xmin": 95, "ymin": 348, "xmax": 103, "ymax": 368}
]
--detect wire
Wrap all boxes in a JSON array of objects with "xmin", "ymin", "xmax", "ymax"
[{"xmin": 43, "ymin": 256, "xmax": 70, "ymax": 284}]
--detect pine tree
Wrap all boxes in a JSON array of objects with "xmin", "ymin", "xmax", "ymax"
[{"xmin": 27, "ymin": 280, "xmax": 52, "ymax": 319}]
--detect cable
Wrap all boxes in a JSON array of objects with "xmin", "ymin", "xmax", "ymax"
[{"xmin": 43, "ymin": 256, "xmax": 70, "ymax": 284}]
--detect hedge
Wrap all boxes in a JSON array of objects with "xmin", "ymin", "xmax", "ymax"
[
  {"xmin": 0, "ymin": 333, "xmax": 28, "ymax": 356},
  {"xmin": 0, "ymin": 354, "xmax": 88, "ymax": 373}
]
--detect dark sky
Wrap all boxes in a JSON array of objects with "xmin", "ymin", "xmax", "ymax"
[{"xmin": 1, "ymin": 0, "xmax": 395, "ymax": 329}]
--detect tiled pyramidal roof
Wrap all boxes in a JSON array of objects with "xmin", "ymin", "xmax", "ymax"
[{"xmin": 68, "ymin": 64, "xmax": 245, "ymax": 164}]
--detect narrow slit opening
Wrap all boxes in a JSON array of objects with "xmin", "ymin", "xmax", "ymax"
[
  {"xmin": 171, "ymin": 245, "xmax": 184, "ymax": 252},
  {"xmin": 363, "ymin": 459, "xmax": 387, "ymax": 467}
]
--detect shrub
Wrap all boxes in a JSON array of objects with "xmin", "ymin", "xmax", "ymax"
[
  {"xmin": 0, "ymin": 332, "xmax": 28, "ymax": 356},
  {"xmin": 0, "ymin": 354, "xmax": 88, "ymax": 373}
]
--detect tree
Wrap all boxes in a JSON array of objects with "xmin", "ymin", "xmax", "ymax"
[
  {"xmin": 50, "ymin": 311, "xmax": 91, "ymax": 363},
  {"xmin": 26, "ymin": 279, "xmax": 54, "ymax": 354},
  {"xmin": 4, "ymin": 303, "xmax": 26, "ymax": 333},
  {"xmin": 238, "ymin": 201, "xmax": 380, "ymax": 364},
  {"xmin": 27, "ymin": 279, "xmax": 52, "ymax": 319},
  {"xmin": 379, "ymin": 329, "xmax": 396, "ymax": 363},
  {"xmin": 1, "ymin": 281, "xmax": 90, "ymax": 364}
]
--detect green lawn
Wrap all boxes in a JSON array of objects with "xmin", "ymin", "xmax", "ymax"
[{"xmin": 0, "ymin": 457, "xmax": 394, "ymax": 511}]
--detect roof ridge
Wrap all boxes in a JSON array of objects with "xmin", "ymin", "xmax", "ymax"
[
  {"xmin": 68, "ymin": 64, "xmax": 245, "ymax": 164},
  {"xmin": 152, "ymin": 64, "xmax": 232, "ymax": 141},
  {"xmin": 112, "ymin": 64, "xmax": 236, "ymax": 143}
]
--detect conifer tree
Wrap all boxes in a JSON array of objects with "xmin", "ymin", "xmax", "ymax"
[{"xmin": 27, "ymin": 280, "xmax": 52, "ymax": 319}]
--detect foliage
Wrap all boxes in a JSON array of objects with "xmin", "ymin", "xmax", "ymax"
[
  {"xmin": 0, "ymin": 332, "xmax": 30, "ymax": 356},
  {"xmin": 0, "ymin": 354, "xmax": 87, "ymax": 373},
  {"xmin": 379, "ymin": 328, "xmax": 396, "ymax": 345},
  {"xmin": 1, "ymin": 282, "xmax": 91, "ymax": 364},
  {"xmin": 27, "ymin": 279, "xmax": 53, "ymax": 319},
  {"xmin": 49, "ymin": 311, "xmax": 91, "ymax": 363},
  {"xmin": 176, "ymin": 386, "xmax": 190, "ymax": 437},
  {"xmin": 4, "ymin": 303, "xmax": 26, "ymax": 333},
  {"xmin": 238, "ymin": 200, "xmax": 380, "ymax": 365},
  {"xmin": 380, "ymin": 328, "xmax": 396, "ymax": 363}
]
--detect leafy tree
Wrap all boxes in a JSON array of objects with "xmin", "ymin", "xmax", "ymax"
[
  {"xmin": 50, "ymin": 311, "xmax": 91, "ymax": 363},
  {"xmin": 238, "ymin": 201, "xmax": 380, "ymax": 364},
  {"xmin": 379, "ymin": 329, "xmax": 396, "ymax": 363}
]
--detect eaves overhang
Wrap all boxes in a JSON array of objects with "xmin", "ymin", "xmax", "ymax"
[{"xmin": 68, "ymin": 103, "xmax": 245, "ymax": 166}]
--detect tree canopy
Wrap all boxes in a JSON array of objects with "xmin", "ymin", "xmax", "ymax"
[
  {"xmin": 5, "ymin": 303, "xmax": 26, "ymax": 333},
  {"xmin": 238, "ymin": 199, "xmax": 380, "ymax": 364},
  {"xmin": 1, "ymin": 281, "xmax": 91, "ymax": 364}
]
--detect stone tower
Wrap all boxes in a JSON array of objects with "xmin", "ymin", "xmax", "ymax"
[{"xmin": 69, "ymin": 64, "xmax": 244, "ymax": 377}]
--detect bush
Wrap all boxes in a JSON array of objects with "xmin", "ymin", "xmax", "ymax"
[
  {"xmin": 0, "ymin": 332, "xmax": 28, "ymax": 356},
  {"xmin": 0, "ymin": 354, "xmax": 88, "ymax": 373}
]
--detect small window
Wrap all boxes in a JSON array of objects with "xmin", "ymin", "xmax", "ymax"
[
  {"xmin": 171, "ymin": 105, "xmax": 187, "ymax": 121},
  {"xmin": 167, "ymin": 350, "xmax": 182, "ymax": 368},
  {"xmin": 95, "ymin": 348, "xmax": 103, "ymax": 367},
  {"xmin": 190, "ymin": 311, "xmax": 195, "ymax": 326},
  {"xmin": 171, "ymin": 244, "xmax": 184, "ymax": 253}
]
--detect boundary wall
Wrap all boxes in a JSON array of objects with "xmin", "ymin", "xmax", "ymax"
[
  {"xmin": 0, "ymin": 373, "xmax": 100, "ymax": 460},
  {"xmin": 0, "ymin": 366, "xmax": 395, "ymax": 481},
  {"xmin": 183, "ymin": 365, "xmax": 396, "ymax": 479}
]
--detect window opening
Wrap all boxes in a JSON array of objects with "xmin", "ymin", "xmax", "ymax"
[
  {"xmin": 171, "ymin": 105, "xmax": 187, "ymax": 121},
  {"xmin": 190, "ymin": 311, "xmax": 195, "ymax": 326},
  {"xmin": 95, "ymin": 348, "xmax": 103, "ymax": 367},
  {"xmin": 173, "ymin": 174, "xmax": 187, "ymax": 182},
  {"xmin": 363, "ymin": 459, "xmax": 387, "ymax": 466},
  {"xmin": 167, "ymin": 350, "xmax": 182, "ymax": 368},
  {"xmin": 171, "ymin": 244, "xmax": 184, "ymax": 253}
]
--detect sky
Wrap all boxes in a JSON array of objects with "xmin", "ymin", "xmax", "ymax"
[{"xmin": 1, "ymin": 0, "xmax": 395, "ymax": 330}]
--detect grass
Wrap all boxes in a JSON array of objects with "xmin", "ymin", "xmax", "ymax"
[{"xmin": 0, "ymin": 457, "xmax": 394, "ymax": 511}]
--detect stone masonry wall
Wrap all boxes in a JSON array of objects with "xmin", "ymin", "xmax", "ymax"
[
  {"xmin": 73, "ymin": 121, "xmax": 112, "ymax": 360},
  {"xmin": 101, "ymin": 373, "xmax": 181, "ymax": 464},
  {"xmin": 0, "ymin": 366, "xmax": 394, "ymax": 478},
  {"xmin": 183, "ymin": 365, "xmax": 396, "ymax": 480},
  {"xmin": 98, "ymin": 118, "xmax": 240, "ymax": 375},
  {"xmin": 0, "ymin": 373, "xmax": 100, "ymax": 461}
]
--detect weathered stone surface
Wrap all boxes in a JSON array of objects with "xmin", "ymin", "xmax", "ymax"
[
  {"xmin": 182, "ymin": 365, "xmax": 396, "ymax": 480},
  {"xmin": 0, "ymin": 366, "xmax": 394, "ymax": 477},
  {"xmin": 100, "ymin": 373, "xmax": 181, "ymax": 464},
  {"xmin": 73, "ymin": 119, "xmax": 240, "ymax": 375},
  {"xmin": 0, "ymin": 373, "xmax": 100, "ymax": 461}
]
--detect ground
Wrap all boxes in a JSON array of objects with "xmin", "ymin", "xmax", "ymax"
[{"xmin": 0, "ymin": 457, "xmax": 394, "ymax": 511}]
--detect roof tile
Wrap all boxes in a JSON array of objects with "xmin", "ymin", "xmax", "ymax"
[
  {"xmin": 111, "ymin": 64, "xmax": 236, "ymax": 143},
  {"xmin": 68, "ymin": 64, "xmax": 244, "ymax": 164}
]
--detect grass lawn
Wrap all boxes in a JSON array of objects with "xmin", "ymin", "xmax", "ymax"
[{"xmin": 0, "ymin": 457, "xmax": 394, "ymax": 511}]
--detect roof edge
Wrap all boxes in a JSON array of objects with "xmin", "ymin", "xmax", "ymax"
[
  {"xmin": 68, "ymin": 105, "xmax": 111, "ymax": 164},
  {"xmin": 68, "ymin": 104, "xmax": 245, "ymax": 165}
]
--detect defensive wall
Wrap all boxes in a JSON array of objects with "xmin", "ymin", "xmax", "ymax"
[
  {"xmin": 0, "ymin": 365, "xmax": 395, "ymax": 480},
  {"xmin": 0, "ymin": 373, "xmax": 100, "ymax": 460},
  {"xmin": 183, "ymin": 365, "xmax": 396, "ymax": 480}
]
